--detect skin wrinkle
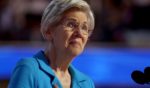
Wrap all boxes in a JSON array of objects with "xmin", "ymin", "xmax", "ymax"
[
  {"xmin": 44, "ymin": 8, "xmax": 89, "ymax": 88},
  {"xmin": 8, "ymin": 0, "xmax": 95, "ymax": 88},
  {"xmin": 39, "ymin": 0, "xmax": 95, "ymax": 87},
  {"xmin": 41, "ymin": 0, "xmax": 94, "ymax": 38}
]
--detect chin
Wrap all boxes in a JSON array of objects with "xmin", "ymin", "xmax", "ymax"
[
  {"xmin": 68, "ymin": 48, "xmax": 83, "ymax": 56},
  {"xmin": 66, "ymin": 43, "xmax": 84, "ymax": 56}
]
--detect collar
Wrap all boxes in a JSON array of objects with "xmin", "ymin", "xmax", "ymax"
[
  {"xmin": 33, "ymin": 50, "xmax": 87, "ymax": 87},
  {"xmin": 33, "ymin": 50, "xmax": 55, "ymax": 77}
]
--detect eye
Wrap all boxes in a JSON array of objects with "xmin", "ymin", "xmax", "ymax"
[
  {"xmin": 82, "ymin": 24, "xmax": 88, "ymax": 31},
  {"xmin": 66, "ymin": 21, "xmax": 77, "ymax": 29}
]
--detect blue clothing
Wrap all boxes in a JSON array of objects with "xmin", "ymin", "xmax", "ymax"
[{"xmin": 8, "ymin": 51, "xmax": 95, "ymax": 88}]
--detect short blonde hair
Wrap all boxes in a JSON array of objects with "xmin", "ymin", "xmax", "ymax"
[{"xmin": 41, "ymin": 0, "xmax": 95, "ymax": 37}]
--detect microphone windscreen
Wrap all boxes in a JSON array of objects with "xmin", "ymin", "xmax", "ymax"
[
  {"xmin": 131, "ymin": 70, "xmax": 146, "ymax": 85},
  {"xmin": 144, "ymin": 67, "xmax": 150, "ymax": 81}
]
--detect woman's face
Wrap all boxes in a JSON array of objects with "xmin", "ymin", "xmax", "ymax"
[{"xmin": 50, "ymin": 8, "xmax": 89, "ymax": 56}]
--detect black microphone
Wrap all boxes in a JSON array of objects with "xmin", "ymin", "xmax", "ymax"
[
  {"xmin": 131, "ymin": 70, "xmax": 146, "ymax": 84},
  {"xmin": 131, "ymin": 67, "xmax": 150, "ymax": 85},
  {"xmin": 144, "ymin": 67, "xmax": 150, "ymax": 82}
]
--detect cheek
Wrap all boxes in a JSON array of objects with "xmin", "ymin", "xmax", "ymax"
[
  {"xmin": 83, "ymin": 36, "xmax": 88, "ymax": 45},
  {"xmin": 64, "ymin": 32, "xmax": 72, "ymax": 46},
  {"xmin": 54, "ymin": 30, "xmax": 71, "ymax": 47}
]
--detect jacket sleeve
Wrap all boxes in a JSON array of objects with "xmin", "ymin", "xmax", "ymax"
[{"xmin": 8, "ymin": 59, "xmax": 36, "ymax": 88}]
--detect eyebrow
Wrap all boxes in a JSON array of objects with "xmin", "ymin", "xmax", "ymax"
[
  {"xmin": 64, "ymin": 17, "xmax": 87, "ymax": 24},
  {"xmin": 64, "ymin": 17, "xmax": 78, "ymax": 22}
]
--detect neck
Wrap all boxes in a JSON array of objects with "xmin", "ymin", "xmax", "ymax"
[{"xmin": 44, "ymin": 44, "xmax": 74, "ymax": 72}]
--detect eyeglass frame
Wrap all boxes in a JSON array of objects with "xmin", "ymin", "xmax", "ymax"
[{"xmin": 59, "ymin": 17, "xmax": 93, "ymax": 36}]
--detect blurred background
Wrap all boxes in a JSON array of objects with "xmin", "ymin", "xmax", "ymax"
[{"xmin": 0, "ymin": 0, "xmax": 150, "ymax": 88}]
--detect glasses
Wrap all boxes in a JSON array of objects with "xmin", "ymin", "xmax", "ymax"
[{"xmin": 61, "ymin": 18, "xmax": 92, "ymax": 35}]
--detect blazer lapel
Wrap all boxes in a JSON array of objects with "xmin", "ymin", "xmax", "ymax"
[
  {"xmin": 69, "ymin": 65, "xmax": 87, "ymax": 88},
  {"xmin": 33, "ymin": 51, "xmax": 62, "ymax": 88}
]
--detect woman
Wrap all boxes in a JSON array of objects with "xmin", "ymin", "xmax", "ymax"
[{"xmin": 8, "ymin": 0, "xmax": 95, "ymax": 88}]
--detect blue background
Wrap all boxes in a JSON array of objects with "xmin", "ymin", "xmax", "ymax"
[{"xmin": 0, "ymin": 44, "xmax": 150, "ymax": 87}]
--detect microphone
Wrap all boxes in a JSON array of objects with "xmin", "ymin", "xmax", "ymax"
[
  {"xmin": 131, "ymin": 67, "xmax": 150, "ymax": 85},
  {"xmin": 144, "ymin": 67, "xmax": 150, "ymax": 82},
  {"xmin": 131, "ymin": 70, "xmax": 146, "ymax": 84}
]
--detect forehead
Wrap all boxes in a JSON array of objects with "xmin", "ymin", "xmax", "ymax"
[{"xmin": 62, "ymin": 8, "xmax": 88, "ymax": 22}]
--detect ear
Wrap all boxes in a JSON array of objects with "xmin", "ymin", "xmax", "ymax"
[{"xmin": 44, "ymin": 29, "xmax": 53, "ymax": 41}]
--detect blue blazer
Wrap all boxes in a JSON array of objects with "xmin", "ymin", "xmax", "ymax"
[{"xmin": 8, "ymin": 51, "xmax": 95, "ymax": 88}]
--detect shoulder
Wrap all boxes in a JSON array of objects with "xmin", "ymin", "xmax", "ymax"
[
  {"xmin": 70, "ymin": 65, "xmax": 92, "ymax": 80},
  {"xmin": 12, "ymin": 57, "xmax": 39, "ymax": 77},
  {"xmin": 70, "ymin": 65, "xmax": 95, "ymax": 88},
  {"xmin": 15, "ymin": 58, "xmax": 38, "ymax": 68},
  {"xmin": 77, "ymin": 70, "xmax": 95, "ymax": 88},
  {"xmin": 13, "ymin": 57, "xmax": 40, "ymax": 75},
  {"xmin": 8, "ymin": 58, "xmax": 39, "ymax": 88},
  {"xmin": 76, "ymin": 69, "xmax": 94, "ymax": 84}
]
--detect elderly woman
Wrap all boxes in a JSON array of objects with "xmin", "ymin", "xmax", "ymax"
[{"xmin": 8, "ymin": 0, "xmax": 95, "ymax": 88}]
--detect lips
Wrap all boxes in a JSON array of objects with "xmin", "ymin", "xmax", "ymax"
[{"xmin": 69, "ymin": 38, "xmax": 81, "ymax": 45}]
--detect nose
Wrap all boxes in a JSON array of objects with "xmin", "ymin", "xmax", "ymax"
[{"xmin": 73, "ymin": 28, "xmax": 83, "ymax": 38}]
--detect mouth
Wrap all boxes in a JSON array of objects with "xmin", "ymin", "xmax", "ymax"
[{"xmin": 69, "ymin": 38, "xmax": 81, "ymax": 46}]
